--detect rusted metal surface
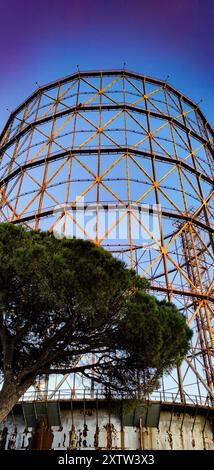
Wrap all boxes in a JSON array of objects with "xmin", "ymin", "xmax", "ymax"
[
  {"xmin": 0, "ymin": 401, "xmax": 214, "ymax": 450},
  {"xmin": 30, "ymin": 418, "xmax": 54, "ymax": 450}
]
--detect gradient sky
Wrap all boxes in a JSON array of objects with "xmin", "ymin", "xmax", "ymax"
[{"xmin": 0, "ymin": 0, "xmax": 213, "ymax": 131}]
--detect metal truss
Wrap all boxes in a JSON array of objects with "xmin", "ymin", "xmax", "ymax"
[{"xmin": 0, "ymin": 70, "xmax": 213, "ymax": 405}]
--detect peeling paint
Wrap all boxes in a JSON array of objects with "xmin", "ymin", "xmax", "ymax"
[
  {"xmin": 7, "ymin": 426, "xmax": 17, "ymax": 450},
  {"xmin": 1, "ymin": 407, "xmax": 214, "ymax": 450},
  {"xmin": 77, "ymin": 430, "xmax": 82, "ymax": 448}
]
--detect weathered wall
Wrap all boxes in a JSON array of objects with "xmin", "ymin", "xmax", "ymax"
[{"xmin": 0, "ymin": 404, "xmax": 213, "ymax": 450}]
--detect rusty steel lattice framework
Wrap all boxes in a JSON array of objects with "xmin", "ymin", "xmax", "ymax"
[{"xmin": 0, "ymin": 70, "xmax": 213, "ymax": 405}]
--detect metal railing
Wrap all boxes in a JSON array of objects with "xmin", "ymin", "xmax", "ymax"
[{"xmin": 19, "ymin": 388, "xmax": 213, "ymax": 407}]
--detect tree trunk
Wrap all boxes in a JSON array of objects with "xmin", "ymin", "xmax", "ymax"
[{"xmin": 0, "ymin": 379, "xmax": 31, "ymax": 423}]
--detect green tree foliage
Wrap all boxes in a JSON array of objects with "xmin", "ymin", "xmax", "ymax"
[{"xmin": 0, "ymin": 223, "xmax": 192, "ymax": 421}]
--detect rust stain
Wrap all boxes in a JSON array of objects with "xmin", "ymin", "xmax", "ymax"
[
  {"xmin": 83, "ymin": 439, "xmax": 87, "ymax": 447},
  {"xmin": 83, "ymin": 424, "xmax": 88, "ymax": 437},
  {"xmin": 167, "ymin": 431, "xmax": 173, "ymax": 450},
  {"xmin": 80, "ymin": 410, "xmax": 93, "ymax": 417},
  {"xmin": 104, "ymin": 423, "xmax": 118, "ymax": 450},
  {"xmin": 106, "ymin": 424, "xmax": 113, "ymax": 450},
  {"xmin": 121, "ymin": 429, "xmax": 125, "ymax": 449},
  {"xmin": 78, "ymin": 430, "xmax": 82, "ymax": 448},
  {"xmin": 202, "ymin": 432, "xmax": 206, "ymax": 450},
  {"xmin": 180, "ymin": 430, "xmax": 184, "ymax": 450},
  {"xmin": 26, "ymin": 436, "xmax": 32, "ymax": 449},
  {"xmin": 149, "ymin": 428, "xmax": 153, "ymax": 450},
  {"xmin": 21, "ymin": 435, "xmax": 26, "ymax": 449},
  {"xmin": 30, "ymin": 418, "xmax": 53, "ymax": 450},
  {"xmin": 0, "ymin": 427, "xmax": 8, "ymax": 450},
  {"xmin": 94, "ymin": 425, "xmax": 100, "ymax": 449},
  {"xmin": 82, "ymin": 423, "xmax": 88, "ymax": 447},
  {"xmin": 192, "ymin": 438, "xmax": 196, "ymax": 448},
  {"xmin": 68, "ymin": 425, "xmax": 77, "ymax": 449}
]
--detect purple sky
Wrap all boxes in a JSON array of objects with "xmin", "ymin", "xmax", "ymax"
[{"xmin": 0, "ymin": 0, "xmax": 213, "ymax": 129}]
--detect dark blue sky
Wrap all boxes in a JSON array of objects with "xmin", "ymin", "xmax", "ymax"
[{"xmin": 0, "ymin": 0, "xmax": 213, "ymax": 130}]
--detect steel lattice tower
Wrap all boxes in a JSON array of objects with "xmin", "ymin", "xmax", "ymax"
[{"xmin": 0, "ymin": 70, "xmax": 213, "ymax": 405}]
